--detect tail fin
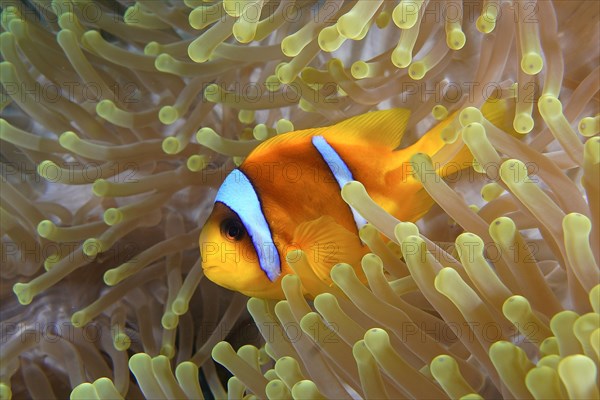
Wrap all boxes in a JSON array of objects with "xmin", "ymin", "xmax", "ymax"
[
  {"xmin": 407, "ymin": 98, "xmax": 516, "ymax": 178},
  {"xmin": 384, "ymin": 99, "xmax": 514, "ymax": 222}
]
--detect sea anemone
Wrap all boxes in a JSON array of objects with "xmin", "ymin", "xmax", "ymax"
[{"xmin": 0, "ymin": 0, "xmax": 598, "ymax": 399}]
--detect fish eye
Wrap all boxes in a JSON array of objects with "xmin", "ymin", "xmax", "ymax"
[{"xmin": 220, "ymin": 218, "xmax": 245, "ymax": 241}]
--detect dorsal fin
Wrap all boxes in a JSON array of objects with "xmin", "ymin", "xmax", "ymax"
[
  {"xmin": 326, "ymin": 108, "xmax": 411, "ymax": 149},
  {"xmin": 247, "ymin": 128, "xmax": 319, "ymax": 160},
  {"xmin": 247, "ymin": 108, "xmax": 411, "ymax": 160}
]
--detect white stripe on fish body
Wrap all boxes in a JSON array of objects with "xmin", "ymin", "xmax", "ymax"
[{"xmin": 311, "ymin": 135, "xmax": 368, "ymax": 230}]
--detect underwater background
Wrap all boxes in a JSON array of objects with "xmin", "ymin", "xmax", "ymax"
[{"xmin": 0, "ymin": 0, "xmax": 599, "ymax": 399}]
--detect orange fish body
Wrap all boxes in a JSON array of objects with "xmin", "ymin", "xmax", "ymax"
[{"xmin": 199, "ymin": 108, "xmax": 474, "ymax": 299}]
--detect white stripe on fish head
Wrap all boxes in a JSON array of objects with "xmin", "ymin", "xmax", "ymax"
[{"xmin": 214, "ymin": 169, "xmax": 281, "ymax": 281}]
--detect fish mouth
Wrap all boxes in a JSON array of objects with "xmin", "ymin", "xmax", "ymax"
[{"xmin": 202, "ymin": 266, "xmax": 217, "ymax": 281}]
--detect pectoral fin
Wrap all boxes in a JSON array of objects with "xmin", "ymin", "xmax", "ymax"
[{"xmin": 292, "ymin": 216, "xmax": 366, "ymax": 284}]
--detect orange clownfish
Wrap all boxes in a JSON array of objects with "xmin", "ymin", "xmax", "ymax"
[{"xmin": 199, "ymin": 108, "xmax": 476, "ymax": 299}]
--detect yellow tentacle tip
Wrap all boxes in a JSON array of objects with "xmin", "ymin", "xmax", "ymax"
[
  {"xmin": 70, "ymin": 383, "xmax": 99, "ymax": 400},
  {"xmin": 203, "ymin": 84, "xmax": 222, "ymax": 102},
  {"xmin": 557, "ymin": 355, "xmax": 599, "ymax": 399},
  {"xmin": 161, "ymin": 311, "xmax": 179, "ymax": 330},
  {"xmin": 408, "ymin": 62, "xmax": 426, "ymax": 80},
  {"xmin": 159, "ymin": 106, "xmax": 179, "ymax": 125},
  {"xmin": 71, "ymin": 310, "xmax": 90, "ymax": 328},
  {"xmin": 584, "ymin": 136, "xmax": 600, "ymax": 165},
  {"xmin": 432, "ymin": 105, "xmax": 449, "ymax": 120},
  {"xmin": 113, "ymin": 332, "xmax": 131, "ymax": 351},
  {"xmin": 266, "ymin": 379, "xmax": 289, "ymax": 398},
  {"xmin": 0, "ymin": 383, "xmax": 12, "ymax": 400},
  {"xmin": 58, "ymin": 130, "xmax": 80, "ymax": 148},
  {"xmin": 392, "ymin": 1, "xmax": 421, "ymax": 29},
  {"xmin": 514, "ymin": 113, "xmax": 534, "ymax": 134},
  {"xmin": 376, "ymin": 11, "xmax": 391, "ymax": 29},
  {"xmin": 252, "ymin": 124, "xmax": 269, "ymax": 140},
  {"xmin": 37, "ymin": 160, "xmax": 60, "ymax": 182},
  {"xmin": 265, "ymin": 75, "xmax": 281, "ymax": 92},
  {"xmin": 172, "ymin": 297, "xmax": 189, "ymax": 316},
  {"xmin": 447, "ymin": 29, "xmax": 466, "ymax": 50},
  {"xmin": 459, "ymin": 394, "xmax": 484, "ymax": 400},
  {"xmin": 144, "ymin": 41, "xmax": 161, "ymax": 56},
  {"xmin": 103, "ymin": 208, "xmax": 123, "ymax": 226},
  {"xmin": 562, "ymin": 213, "xmax": 591, "ymax": 235},
  {"xmin": 186, "ymin": 155, "xmax": 207, "ymax": 172},
  {"xmin": 525, "ymin": 366, "xmax": 564, "ymax": 400},
  {"xmin": 82, "ymin": 238, "xmax": 102, "ymax": 257},
  {"xmin": 103, "ymin": 269, "xmax": 120, "ymax": 286},
  {"xmin": 238, "ymin": 110, "xmax": 255, "ymax": 125},
  {"xmin": 590, "ymin": 329, "xmax": 600, "ymax": 359},
  {"xmin": 589, "ymin": 284, "xmax": 600, "ymax": 314},
  {"xmin": 95, "ymin": 100, "xmax": 117, "ymax": 120},
  {"xmin": 578, "ymin": 116, "xmax": 599, "ymax": 137},
  {"xmin": 394, "ymin": 222, "xmax": 419, "ymax": 241},
  {"xmin": 93, "ymin": 377, "xmax": 123, "ymax": 400},
  {"xmin": 212, "ymin": 341, "xmax": 234, "ymax": 362},
  {"xmin": 162, "ymin": 136, "xmax": 182, "ymax": 154},
  {"xmin": 459, "ymin": 107, "xmax": 483, "ymax": 126},
  {"xmin": 291, "ymin": 380, "xmax": 325, "ymax": 400},
  {"xmin": 92, "ymin": 179, "xmax": 109, "ymax": 197},
  {"xmin": 430, "ymin": 354, "xmax": 474, "ymax": 398},
  {"xmin": 128, "ymin": 352, "xmax": 152, "ymax": 371},
  {"xmin": 540, "ymin": 337, "xmax": 560, "ymax": 356},
  {"xmin": 538, "ymin": 95, "xmax": 563, "ymax": 120},
  {"xmin": 476, "ymin": 15, "xmax": 495, "ymax": 33},
  {"xmin": 232, "ymin": 21, "xmax": 256, "ymax": 44},
  {"xmin": 13, "ymin": 282, "xmax": 33, "ymax": 305},
  {"xmin": 481, "ymin": 183, "xmax": 505, "ymax": 202},
  {"xmin": 351, "ymin": 61, "xmax": 370, "ymax": 79},
  {"xmin": 364, "ymin": 327, "xmax": 391, "ymax": 353},
  {"xmin": 330, "ymin": 262, "xmax": 355, "ymax": 282},
  {"xmin": 521, "ymin": 52, "xmax": 544, "ymax": 75},
  {"xmin": 276, "ymin": 119, "xmax": 294, "ymax": 134},
  {"xmin": 499, "ymin": 159, "xmax": 529, "ymax": 184},
  {"xmin": 37, "ymin": 220, "xmax": 56, "ymax": 238},
  {"xmin": 391, "ymin": 47, "xmax": 412, "ymax": 69}
]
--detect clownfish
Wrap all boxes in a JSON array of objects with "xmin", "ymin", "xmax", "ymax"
[{"xmin": 199, "ymin": 105, "xmax": 507, "ymax": 299}]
